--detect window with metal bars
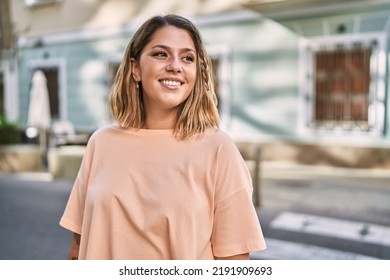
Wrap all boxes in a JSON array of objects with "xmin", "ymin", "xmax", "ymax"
[
  {"xmin": 314, "ymin": 46, "xmax": 371, "ymax": 130},
  {"xmin": 301, "ymin": 34, "xmax": 386, "ymax": 136}
]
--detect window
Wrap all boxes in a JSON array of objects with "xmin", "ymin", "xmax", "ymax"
[
  {"xmin": 207, "ymin": 45, "xmax": 231, "ymax": 130},
  {"xmin": 103, "ymin": 59, "xmax": 121, "ymax": 122},
  {"xmin": 314, "ymin": 46, "xmax": 371, "ymax": 128},
  {"xmin": 300, "ymin": 33, "xmax": 386, "ymax": 136}
]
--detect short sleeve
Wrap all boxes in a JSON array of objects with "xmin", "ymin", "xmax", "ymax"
[
  {"xmin": 211, "ymin": 188, "xmax": 266, "ymax": 257},
  {"xmin": 211, "ymin": 134, "xmax": 266, "ymax": 257},
  {"xmin": 59, "ymin": 135, "xmax": 95, "ymax": 234},
  {"xmin": 59, "ymin": 176, "xmax": 84, "ymax": 234}
]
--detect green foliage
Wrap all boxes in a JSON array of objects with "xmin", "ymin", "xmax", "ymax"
[{"xmin": 0, "ymin": 114, "xmax": 21, "ymax": 145}]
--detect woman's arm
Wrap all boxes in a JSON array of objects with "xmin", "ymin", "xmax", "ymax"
[
  {"xmin": 67, "ymin": 233, "xmax": 81, "ymax": 260},
  {"xmin": 216, "ymin": 253, "xmax": 249, "ymax": 260}
]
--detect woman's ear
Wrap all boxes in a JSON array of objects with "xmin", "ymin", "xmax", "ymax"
[{"xmin": 131, "ymin": 58, "xmax": 140, "ymax": 82}]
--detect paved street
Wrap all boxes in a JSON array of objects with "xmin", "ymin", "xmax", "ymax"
[
  {"xmin": 253, "ymin": 164, "xmax": 390, "ymax": 260},
  {"xmin": 0, "ymin": 164, "xmax": 389, "ymax": 260},
  {"xmin": 0, "ymin": 173, "xmax": 72, "ymax": 260}
]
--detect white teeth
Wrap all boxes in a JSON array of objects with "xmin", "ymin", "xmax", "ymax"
[{"xmin": 162, "ymin": 80, "xmax": 181, "ymax": 86}]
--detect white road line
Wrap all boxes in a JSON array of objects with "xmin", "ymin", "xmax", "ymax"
[
  {"xmin": 251, "ymin": 238, "xmax": 378, "ymax": 260},
  {"xmin": 270, "ymin": 212, "xmax": 390, "ymax": 247}
]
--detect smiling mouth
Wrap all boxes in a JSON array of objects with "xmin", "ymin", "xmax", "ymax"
[{"xmin": 160, "ymin": 79, "xmax": 183, "ymax": 88}]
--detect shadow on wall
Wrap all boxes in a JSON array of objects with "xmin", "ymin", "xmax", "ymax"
[
  {"xmin": 232, "ymin": 104, "xmax": 293, "ymax": 136},
  {"xmin": 260, "ymin": 141, "xmax": 390, "ymax": 169}
]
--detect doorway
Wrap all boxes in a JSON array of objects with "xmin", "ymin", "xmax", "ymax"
[{"xmin": 32, "ymin": 67, "xmax": 59, "ymax": 121}]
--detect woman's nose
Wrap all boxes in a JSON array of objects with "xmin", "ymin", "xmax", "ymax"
[{"xmin": 166, "ymin": 57, "xmax": 182, "ymax": 73}]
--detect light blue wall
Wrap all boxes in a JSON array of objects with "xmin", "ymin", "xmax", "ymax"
[{"xmin": 199, "ymin": 17, "xmax": 300, "ymax": 137}]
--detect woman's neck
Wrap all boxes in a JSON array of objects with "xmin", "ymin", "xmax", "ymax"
[{"xmin": 143, "ymin": 109, "xmax": 177, "ymax": 130}]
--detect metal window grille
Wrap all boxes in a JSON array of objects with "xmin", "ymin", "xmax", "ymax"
[
  {"xmin": 301, "ymin": 34, "xmax": 386, "ymax": 136},
  {"xmin": 313, "ymin": 46, "xmax": 371, "ymax": 130}
]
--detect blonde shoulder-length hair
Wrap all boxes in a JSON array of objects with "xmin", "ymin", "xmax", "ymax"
[{"xmin": 109, "ymin": 14, "xmax": 219, "ymax": 140}]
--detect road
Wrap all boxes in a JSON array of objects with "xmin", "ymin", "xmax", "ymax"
[
  {"xmin": 0, "ymin": 165, "xmax": 389, "ymax": 260},
  {"xmin": 0, "ymin": 173, "xmax": 72, "ymax": 260},
  {"xmin": 253, "ymin": 165, "xmax": 390, "ymax": 260}
]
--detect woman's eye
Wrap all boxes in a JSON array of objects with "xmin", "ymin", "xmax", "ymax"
[
  {"xmin": 152, "ymin": 51, "xmax": 167, "ymax": 58},
  {"xmin": 183, "ymin": 55, "xmax": 195, "ymax": 62}
]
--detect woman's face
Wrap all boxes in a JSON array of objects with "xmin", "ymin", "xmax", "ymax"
[{"xmin": 132, "ymin": 25, "xmax": 197, "ymax": 115}]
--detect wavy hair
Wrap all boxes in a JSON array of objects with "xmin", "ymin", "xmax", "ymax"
[{"xmin": 109, "ymin": 14, "xmax": 219, "ymax": 140}]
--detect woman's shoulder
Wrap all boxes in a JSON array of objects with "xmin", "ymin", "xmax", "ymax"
[
  {"xmin": 200, "ymin": 127, "xmax": 237, "ymax": 150},
  {"xmin": 88, "ymin": 123, "xmax": 123, "ymax": 142},
  {"xmin": 203, "ymin": 127, "xmax": 234, "ymax": 142}
]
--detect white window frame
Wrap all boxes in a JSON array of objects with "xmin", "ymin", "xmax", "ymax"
[{"xmin": 298, "ymin": 32, "xmax": 387, "ymax": 137}]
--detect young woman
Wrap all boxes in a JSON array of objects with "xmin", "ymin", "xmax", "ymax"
[{"xmin": 60, "ymin": 14, "xmax": 266, "ymax": 260}]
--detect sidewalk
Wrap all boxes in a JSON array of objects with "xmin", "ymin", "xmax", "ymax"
[
  {"xmin": 255, "ymin": 162, "xmax": 390, "ymax": 260},
  {"xmin": 261, "ymin": 161, "xmax": 390, "ymax": 180},
  {"xmin": 260, "ymin": 161, "xmax": 390, "ymax": 222}
]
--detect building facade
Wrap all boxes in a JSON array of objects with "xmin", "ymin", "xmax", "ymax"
[
  {"xmin": 10, "ymin": 0, "xmax": 299, "ymax": 134},
  {"xmin": 4, "ymin": 0, "xmax": 390, "ymax": 167},
  {"xmin": 248, "ymin": 0, "xmax": 390, "ymax": 144}
]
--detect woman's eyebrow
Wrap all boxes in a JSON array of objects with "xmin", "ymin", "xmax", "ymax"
[{"xmin": 152, "ymin": 44, "xmax": 196, "ymax": 53}]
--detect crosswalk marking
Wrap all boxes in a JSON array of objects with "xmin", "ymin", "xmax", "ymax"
[
  {"xmin": 270, "ymin": 211, "xmax": 390, "ymax": 247},
  {"xmin": 251, "ymin": 238, "xmax": 378, "ymax": 260}
]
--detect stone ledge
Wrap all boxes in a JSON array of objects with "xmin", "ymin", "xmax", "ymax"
[
  {"xmin": 0, "ymin": 145, "xmax": 43, "ymax": 172},
  {"xmin": 48, "ymin": 146, "xmax": 85, "ymax": 180},
  {"xmin": 236, "ymin": 141, "xmax": 390, "ymax": 169}
]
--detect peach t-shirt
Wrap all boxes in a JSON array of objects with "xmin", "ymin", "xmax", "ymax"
[{"xmin": 60, "ymin": 124, "xmax": 266, "ymax": 259}]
